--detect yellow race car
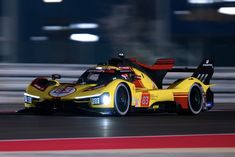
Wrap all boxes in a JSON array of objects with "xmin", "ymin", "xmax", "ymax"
[{"xmin": 23, "ymin": 53, "xmax": 214, "ymax": 115}]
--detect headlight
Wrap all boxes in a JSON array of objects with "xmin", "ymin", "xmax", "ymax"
[
  {"xmin": 24, "ymin": 93, "xmax": 40, "ymax": 104},
  {"xmin": 91, "ymin": 93, "xmax": 110, "ymax": 105},
  {"xmin": 91, "ymin": 97, "xmax": 100, "ymax": 104},
  {"xmin": 101, "ymin": 93, "xmax": 110, "ymax": 105},
  {"xmin": 24, "ymin": 95, "xmax": 33, "ymax": 104}
]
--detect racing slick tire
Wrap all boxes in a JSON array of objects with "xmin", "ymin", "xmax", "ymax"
[
  {"xmin": 114, "ymin": 83, "xmax": 131, "ymax": 116},
  {"xmin": 188, "ymin": 84, "xmax": 204, "ymax": 115}
]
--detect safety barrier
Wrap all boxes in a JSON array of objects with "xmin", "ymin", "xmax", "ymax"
[{"xmin": 0, "ymin": 63, "xmax": 234, "ymax": 110}]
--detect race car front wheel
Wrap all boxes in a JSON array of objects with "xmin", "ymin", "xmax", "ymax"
[
  {"xmin": 114, "ymin": 83, "xmax": 131, "ymax": 116},
  {"xmin": 188, "ymin": 84, "xmax": 203, "ymax": 115}
]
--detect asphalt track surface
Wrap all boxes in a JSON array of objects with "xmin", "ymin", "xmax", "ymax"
[{"xmin": 0, "ymin": 109, "xmax": 234, "ymax": 140}]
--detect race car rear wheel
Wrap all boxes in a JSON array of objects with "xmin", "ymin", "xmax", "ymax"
[
  {"xmin": 114, "ymin": 83, "xmax": 131, "ymax": 116},
  {"xmin": 188, "ymin": 84, "xmax": 203, "ymax": 115}
]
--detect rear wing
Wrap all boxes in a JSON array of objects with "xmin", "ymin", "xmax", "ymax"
[{"xmin": 171, "ymin": 59, "xmax": 214, "ymax": 85}]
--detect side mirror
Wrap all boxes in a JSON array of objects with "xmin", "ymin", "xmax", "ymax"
[{"xmin": 52, "ymin": 74, "xmax": 61, "ymax": 80}]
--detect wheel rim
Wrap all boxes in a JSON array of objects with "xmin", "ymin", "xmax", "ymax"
[
  {"xmin": 189, "ymin": 85, "xmax": 203, "ymax": 114},
  {"xmin": 114, "ymin": 84, "xmax": 130, "ymax": 115}
]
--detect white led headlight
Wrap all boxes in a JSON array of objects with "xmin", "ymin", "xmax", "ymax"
[
  {"xmin": 24, "ymin": 93, "xmax": 40, "ymax": 104},
  {"xmin": 91, "ymin": 97, "xmax": 100, "ymax": 104},
  {"xmin": 24, "ymin": 93, "xmax": 40, "ymax": 99},
  {"xmin": 90, "ymin": 93, "xmax": 110, "ymax": 105},
  {"xmin": 101, "ymin": 93, "xmax": 110, "ymax": 105}
]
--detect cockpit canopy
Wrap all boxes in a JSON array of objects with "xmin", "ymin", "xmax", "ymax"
[{"xmin": 77, "ymin": 66, "xmax": 135, "ymax": 85}]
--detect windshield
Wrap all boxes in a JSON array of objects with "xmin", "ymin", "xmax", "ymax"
[{"xmin": 78, "ymin": 69, "xmax": 116, "ymax": 84}]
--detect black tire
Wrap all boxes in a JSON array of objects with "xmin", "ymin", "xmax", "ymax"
[
  {"xmin": 114, "ymin": 83, "xmax": 131, "ymax": 116},
  {"xmin": 188, "ymin": 84, "xmax": 203, "ymax": 115}
]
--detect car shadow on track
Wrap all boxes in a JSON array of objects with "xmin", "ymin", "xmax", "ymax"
[{"xmin": 0, "ymin": 108, "xmax": 188, "ymax": 118}]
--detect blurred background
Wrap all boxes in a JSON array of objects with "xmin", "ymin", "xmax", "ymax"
[
  {"xmin": 0, "ymin": 0, "xmax": 235, "ymax": 66},
  {"xmin": 0, "ymin": 0, "xmax": 235, "ymax": 107}
]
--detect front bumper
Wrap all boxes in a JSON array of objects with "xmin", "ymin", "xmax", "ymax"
[{"xmin": 24, "ymin": 100, "xmax": 114, "ymax": 115}]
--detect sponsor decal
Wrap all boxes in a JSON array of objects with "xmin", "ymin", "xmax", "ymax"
[
  {"xmin": 203, "ymin": 63, "xmax": 213, "ymax": 67},
  {"xmin": 50, "ymin": 86, "xmax": 76, "ymax": 97},
  {"xmin": 202, "ymin": 60, "xmax": 213, "ymax": 67},
  {"xmin": 141, "ymin": 93, "xmax": 150, "ymax": 107}
]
